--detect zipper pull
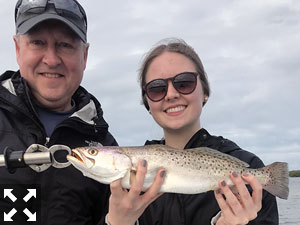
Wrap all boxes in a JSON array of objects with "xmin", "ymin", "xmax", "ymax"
[
  {"xmin": 92, "ymin": 116, "xmax": 98, "ymax": 133},
  {"xmin": 45, "ymin": 137, "xmax": 50, "ymax": 147}
]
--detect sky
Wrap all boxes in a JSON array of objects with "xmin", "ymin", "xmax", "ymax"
[{"xmin": 1, "ymin": 0, "xmax": 299, "ymax": 170}]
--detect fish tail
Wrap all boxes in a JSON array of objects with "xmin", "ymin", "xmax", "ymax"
[{"xmin": 262, "ymin": 162, "xmax": 289, "ymax": 200}]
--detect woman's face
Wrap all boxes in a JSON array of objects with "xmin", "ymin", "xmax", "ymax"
[{"xmin": 145, "ymin": 51, "xmax": 207, "ymax": 134}]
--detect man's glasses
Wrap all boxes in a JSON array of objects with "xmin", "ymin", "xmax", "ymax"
[
  {"xmin": 15, "ymin": 0, "xmax": 87, "ymax": 29},
  {"xmin": 144, "ymin": 72, "xmax": 199, "ymax": 102}
]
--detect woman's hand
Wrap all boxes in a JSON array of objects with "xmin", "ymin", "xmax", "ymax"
[
  {"xmin": 107, "ymin": 160, "xmax": 166, "ymax": 225},
  {"xmin": 214, "ymin": 172, "xmax": 263, "ymax": 225}
]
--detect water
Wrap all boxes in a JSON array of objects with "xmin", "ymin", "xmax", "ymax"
[{"xmin": 278, "ymin": 177, "xmax": 300, "ymax": 225}]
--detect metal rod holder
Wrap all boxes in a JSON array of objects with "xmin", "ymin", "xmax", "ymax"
[{"xmin": 1, "ymin": 147, "xmax": 52, "ymax": 173}]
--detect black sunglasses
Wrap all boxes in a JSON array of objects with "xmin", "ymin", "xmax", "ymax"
[
  {"xmin": 15, "ymin": 0, "xmax": 87, "ymax": 28},
  {"xmin": 144, "ymin": 72, "xmax": 199, "ymax": 102}
]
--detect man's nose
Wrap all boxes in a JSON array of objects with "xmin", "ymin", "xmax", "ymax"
[{"xmin": 42, "ymin": 46, "xmax": 62, "ymax": 67}]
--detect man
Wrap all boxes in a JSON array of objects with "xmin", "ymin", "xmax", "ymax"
[{"xmin": 0, "ymin": 0, "xmax": 117, "ymax": 224}]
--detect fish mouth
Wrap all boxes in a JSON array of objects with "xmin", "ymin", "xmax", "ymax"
[
  {"xmin": 67, "ymin": 149, "xmax": 95, "ymax": 168},
  {"xmin": 67, "ymin": 149, "xmax": 85, "ymax": 165},
  {"xmin": 72, "ymin": 150, "xmax": 84, "ymax": 163}
]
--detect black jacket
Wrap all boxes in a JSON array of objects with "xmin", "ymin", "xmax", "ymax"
[
  {"xmin": 0, "ymin": 70, "xmax": 117, "ymax": 225},
  {"xmin": 139, "ymin": 128, "xmax": 278, "ymax": 225}
]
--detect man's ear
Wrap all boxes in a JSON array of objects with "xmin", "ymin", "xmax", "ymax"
[
  {"xmin": 83, "ymin": 42, "xmax": 90, "ymax": 70},
  {"xmin": 13, "ymin": 35, "xmax": 21, "ymax": 64}
]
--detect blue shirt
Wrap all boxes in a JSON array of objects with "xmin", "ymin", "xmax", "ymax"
[{"xmin": 36, "ymin": 102, "xmax": 76, "ymax": 137}]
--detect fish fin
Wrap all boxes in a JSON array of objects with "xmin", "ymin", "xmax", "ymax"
[
  {"xmin": 130, "ymin": 169, "xmax": 137, "ymax": 186},
  {"xmin": 263, "ymin": 162, "xmax": 289, "ymax": 199}
]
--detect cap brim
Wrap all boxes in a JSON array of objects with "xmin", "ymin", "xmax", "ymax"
[{"xmin": 17, "ymin": 13, "xmax": 86, "ymax": 43}]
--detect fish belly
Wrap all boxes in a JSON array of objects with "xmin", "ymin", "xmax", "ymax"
[
  {"xmin": 159, "ymin": 172, "xmax": 221, "ymax": 194},
  {"xmin": 121, "ymin": 168, "xmax": 223, "ymax": 194}
]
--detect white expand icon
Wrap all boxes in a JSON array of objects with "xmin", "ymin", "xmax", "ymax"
[{"xmin": 3, "ymin": 188, "xmax": 37, "ymax": 222}]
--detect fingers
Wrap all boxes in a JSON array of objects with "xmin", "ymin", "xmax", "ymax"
[
  {"xmin": 242, "ymin": 173, "xmax": 263, "ymax": 212},
  {"xmin": 110, "ymin": 178, "xmax": 125, "ymax": 201},
  {"xmin": 230, "ymin": 172, "xmax": 252, "ymax": 207},
  {"xmin": 218, "ymin": 179, "xmax": 246, "ymax": 217},
  {"xmin": 141, "ymin": 168, "xmax": 165, "ymax": 204},
  {"xmin": 214, "ymin": 187, "xmax": 235, "ymax": 218},
  {"xmin": 107, "ymin": 160, "xmax": 166, "ymax": 225},
  {"xmin": 128, "ymin": 160, "xmax": 166, "ymax": 205},
  {"xmin": 128, "ymin": 160, "xmax": 147, "ymax": 201},
  {"xmin": 215, "ymin": 179, "xmax": 250, "ymax": 225},
  {"xmin": 214, "ymin": 172, "xmax": 263, "ymax": 224}
]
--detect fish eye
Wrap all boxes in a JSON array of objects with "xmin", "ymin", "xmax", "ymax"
[{"xmin": 88, "ymin": 148, "xmax": 98, "ymax": 156}]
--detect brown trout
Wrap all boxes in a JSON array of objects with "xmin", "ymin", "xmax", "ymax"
[{"xmin": 67, "ymin": 144, "xmax": 289, "ymax": 199}]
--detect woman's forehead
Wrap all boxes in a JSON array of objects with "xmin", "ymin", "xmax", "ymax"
[{"xmin": 146, "ymin": 52, "xmax": 196, "ymax": 81}]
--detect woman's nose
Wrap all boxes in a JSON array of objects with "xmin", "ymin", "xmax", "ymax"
[{"xmin": 165, "ymin": 80, "xmax": 180, "ymax": 101}]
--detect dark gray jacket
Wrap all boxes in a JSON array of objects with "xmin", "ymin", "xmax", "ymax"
[
  {"xmin": 0, "ymin": 70, "xmax": 117, "ymax": 225},
  {"xmin": 139, "ymin": 128, "xmax": 278, "ymax": 225}
]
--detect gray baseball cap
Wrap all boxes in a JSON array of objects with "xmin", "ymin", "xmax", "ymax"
[{"xmin": 15, "ymin": 0, "xmax": 87, "ymax": 43}]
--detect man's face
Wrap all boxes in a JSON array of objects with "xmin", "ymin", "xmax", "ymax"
[{"xmin": 14, "ymin": 21, "xmax": 89, "ymax": 112}]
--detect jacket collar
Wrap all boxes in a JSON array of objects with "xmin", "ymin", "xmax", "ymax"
[{"xmin": 0, "ymin": 70, "xmax": 108, "ymax": 129}]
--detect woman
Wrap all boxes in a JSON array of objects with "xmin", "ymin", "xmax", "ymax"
[{"xmin": 106, "ymin": 39, "xmax": 278, "ymax": 225}]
